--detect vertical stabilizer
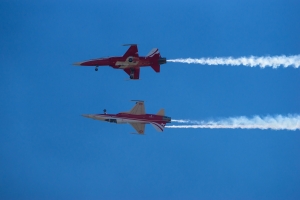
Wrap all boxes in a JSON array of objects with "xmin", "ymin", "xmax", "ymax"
[
  {"xmin": 156, "ymin": 109, "xmax": 165, "ymax": 116},
  {"xmin": 146, "ymin": 48, "xmax": 160, "ymax": 58}
]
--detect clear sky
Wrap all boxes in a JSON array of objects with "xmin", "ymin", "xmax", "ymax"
[{"xmin": 1, "ymin": 0, "xmax": 300, "ymax": 199}]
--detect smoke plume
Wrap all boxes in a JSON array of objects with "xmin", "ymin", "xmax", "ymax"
[
  {"xmin": 167, "ymin": 55, "xmax": 300, "ymax": 68},
  {"xmin": 168, "ymin": 114, "xmax": 300, "ymax": 131}
]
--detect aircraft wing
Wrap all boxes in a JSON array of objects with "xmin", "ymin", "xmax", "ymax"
[
  {"xmin": 123, "ymin": 68, "xmax": 140, "ymax": 79},
  {"xmin": 123, "ymin": 44, "xmax": 139, "ymax": 57},
  {"xmin": 129, "ymin": 101, "xmax": 145, "ymax": 115},
  {"xmin": 130, "ymin": 123, "xmax": 145, "ymax": 134}
]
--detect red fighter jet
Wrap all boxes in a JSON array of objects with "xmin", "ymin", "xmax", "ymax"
[
  {"xmin": 82, "ymin": 100, "xmax": 171, "ymax": 134},
  {"xmin": 73, "ymin": 44, "xmax": 167, "ymax": 79}
]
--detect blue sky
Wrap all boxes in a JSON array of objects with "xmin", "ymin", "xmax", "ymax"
[{"xmin": 1, "ymin": 0, "xmax": 300, "ymax": 199}]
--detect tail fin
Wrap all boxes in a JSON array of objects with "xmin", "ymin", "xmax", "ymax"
[
  {"xmin": 151, "ymin": 64, "xmax": 160, "ymax": 73},
  {"xmin": 147, "ymin": 48, "xmax": 161, "ymax": 73},
  {"xmin": 156, "ymin": 109, "xmax": 165, "ymax": 116},
  {"xmin": 146, "ymin": 48, "xmax": 160, "ymax": 58},
  {"xmin": 151, "ymin": 122, "xmax": 166, "ymax": 132}
]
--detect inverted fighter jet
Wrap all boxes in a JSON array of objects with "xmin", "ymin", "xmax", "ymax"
[
  {"xmin": 73, "ymin": 44, "xmax": 167, "ymax": 79},
  {"xmin": 82, "ymin": 101, "xmax": 171, "ymax": 134}
]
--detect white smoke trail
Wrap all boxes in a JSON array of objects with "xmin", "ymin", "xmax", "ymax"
[
  {"xmin": 171, "ymin": 119, "xmax": 191, "ymax": 123},
  {"xmin": 167, "ymin": 55, "xmax": 300, "ymax": 68},
  {"xmin": 168, "ymin": 114, "xmax": 300, "ymax": 131},
  {"xmin": 172, "ymin": 119, "xmax": 200, "ymax": 124}
]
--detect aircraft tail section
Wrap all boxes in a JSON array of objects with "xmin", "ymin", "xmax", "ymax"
[
  {"xmin": 148, "ymin": 49, "xmax": 161, "ymax": 73},
  {"xmin": 151, "ymin": 64, "xmax": 160, "ymax": 73},
  {"xmin": 147, "ymin": 48, "xmax": 166, "ymax": 73},
  {"xmin": 146, "ymin": 48, "xmax": 160, "ymax": 58},
  {"xmin": 156, "ymin": 109, "xmax": 165, "ymax": 116},
  {"xmin": 151, "ymin": 122, "xmax": 166, "ymax": 132}
]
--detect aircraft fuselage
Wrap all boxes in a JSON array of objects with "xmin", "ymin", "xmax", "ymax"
[
  {"xmin": 82, "ymin": 113, "xmax": 171, "ymax": 132},
  {"xmin": 83, "ymin": 113, "xmax": 171, "ymax": 124},
  {"xmin": 73, "ymin": 45, "xmax": 166, "ymax": 79},
  {"xmin": 74, "ymin": 56, "xmax": 167, "ymax": 69}
]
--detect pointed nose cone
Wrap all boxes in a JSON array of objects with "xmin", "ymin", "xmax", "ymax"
[
  {"xmin": 82, "ymin": 114, "xmax": 92, "ymax": 118},
  {"xmin": 73, "ymin": 62, "xmax": 83, "ymax": 66}
]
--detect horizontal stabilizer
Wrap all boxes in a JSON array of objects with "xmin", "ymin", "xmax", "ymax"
[
  {"xmin": 156, "ymin": 109, "xmax": 165, "ymax": 116},
  {"xmin": 151, "ymin": 122, "xmax": 165, "ymax": 132},
  {"xmin": 151, "ymin": 64, "xmax": 160, "ymax": 73}
]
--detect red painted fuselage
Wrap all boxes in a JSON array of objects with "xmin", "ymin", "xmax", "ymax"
[
  {"xmin": 74, "ymin": 56, "xmax": 163, "ymax": 69},
  {"xmin": 74, "ymin": 44, "xmax": 166, "ymax": 79},
  {"xmin": 83, "ymin": 113, "xmax": 171, "ymax": 133},
  {"xmin": 82, "ymin": 101, "xmax": 171, "ymax": 134}
]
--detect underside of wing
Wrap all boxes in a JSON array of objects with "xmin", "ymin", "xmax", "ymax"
[
  {"xmin": 123, "ymin": 45, "xmax": 139, "ymax": 57},
  {"xmin": 123, "ymin": 67, "xmax": 140, "ymax": 79},
  {"xmin": 130, "ymin": 123, "xmax": 145, "ymax": 134},
  {"xmin": 129, "ymin": 101, "xmax": 145, "ymax": 115}
]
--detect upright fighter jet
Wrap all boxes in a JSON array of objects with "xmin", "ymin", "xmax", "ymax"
[
  {"xmin": 73, "ymin": 44, "xmax": 167, "ymax": 79},
  {"xmin": 82, "ymin": 101, "xmax": 171, "ymax": 134}
]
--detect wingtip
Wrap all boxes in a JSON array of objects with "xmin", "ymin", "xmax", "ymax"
[
  {"xmin": 124, "ymin": 79, "xmax": 141, "ymax": 81},
  {"xmin": 122, "ymin": 44, "xmax": 138, "ymax": 46},
  {"xmin": 130, "ymin": 100, "xmax": 144, "ymax": 102},
  {"xmin": 130, "ymin": 132, "xmax": 145, "ymax": 135}
]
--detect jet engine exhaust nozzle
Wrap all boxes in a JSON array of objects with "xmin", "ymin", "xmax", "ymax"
[{"xmin": 159, "ymin": 57, "xmax": 167, "ymax": 65}]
